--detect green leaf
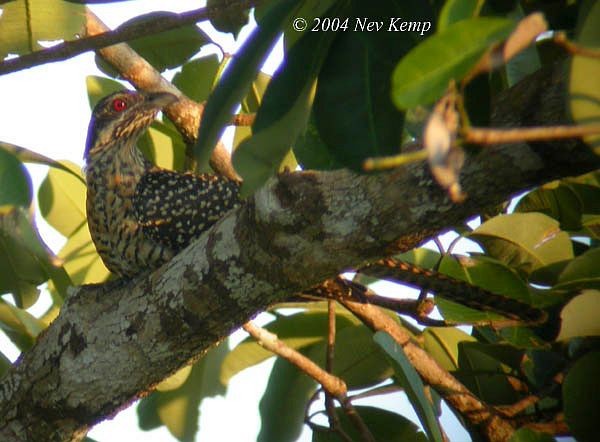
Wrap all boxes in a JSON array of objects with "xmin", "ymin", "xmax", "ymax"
[
  {"xmin": 563, "ymin": 351, "xmax": 600, "ymax": 442},
  {"xmin": 556, "ymin": 290, "xmax": 600, "ymax": 341},
  {"xmin": 220, "ymin": 311, "xmax": 359, "ymax": 385},
  {"xmin": 56, "ymin": 222, "xmax": 110, "ymax": 286},
  {"xmin": 423, "ymin": 327, "xmax": 475, "ymax": 371},
  {"xmin": 86, "ymin": 75, "xmax": 125, "ymax": 109},
  {"xmin": 374, "ymin": 331, "xmax": 444, "ymax": 442},
  {"xmin": 258, "ymin": 357, "xmax": 316, "ymax": 442},
  {"xmin": 194, "ymin": 0, "xmax": 301, "ymax": 169},
  {"xmin": 438, "ymin": 0, "xmax": 483, "ymax": 31},
  {"xmin": 569, "ymin": 0, "xmax": 600, "ymax": 147},
  {"xmin": 38, "ymin": 161, "xmax": 86, "ymax": 238},
  {"xmin": 312, "ymin": 406, "xmax": 427, "ymax": 442},
  {"xmin": 313, "ymin": 0, "xmax": 430, "ymax": 169},
  {"xmin": 233, "ymin": 23, "xmax": 335, "ymax": 195},
  {"xmin": 0, "ymin": 148, "xmax": 32, "ymax": 209},
  {"xmin": 0, "ymin": 208, "xmax": 63, "ymax": 307},
  {"xmin": 0, "ymin": 297, "xmax": 45, "ymax": 350},
  {"xmin": 556, "ymin": 248, "xmax": 600, "ymax": 290},
  {"xmin": 137, "ymin": 122, "xmax": 186, "ymax": 171},
  {"xmin": 0, "ymin": 0, "xmax": 85, "ymax": 58},
  {"xmin": 172, "ymin": 55, "xmax": 221, "ymax": 103},
  {"xmin": 306, "ymin": 324, "xmax": 393, "ymax": 390},
  {"xmin": 293, "ymin": 114, "xmax": 344, "ymax": 170},
  {"xmin": 456, "ymin": 341, "xmax": 520, "ymax": 405},
  {"xmin": 469, "ymin": 213, "xmax": 574, "ymax": 275},
  {"xmin": 138, "ymin": 343, "xmax": 228, "ymax": 440},
  {"xmin": 392, "ymin": 17, "xmax": 514, "ymax": 109},
  {"xmin": 95, "ymin": 12, "xmax": 209, "ymax": 75},
  {"xmin": 0, "ymin": 141, "xmax": 85, "ymax": 180},
  {"xmin": 232, "ymin": 71, "xmax": 272, "ymax": 151}
]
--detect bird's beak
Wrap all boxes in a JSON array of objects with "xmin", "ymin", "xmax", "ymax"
[{"xmin": 146, "ymin": 92, "xmax": 179, "ymax": 109}]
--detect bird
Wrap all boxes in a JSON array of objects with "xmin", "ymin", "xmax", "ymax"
[{"xmin": 84, "ymin": 90, "xmax": 240, "ymax": 277}]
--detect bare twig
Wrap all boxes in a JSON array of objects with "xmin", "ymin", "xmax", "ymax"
[
  {"xmin": 464, "ymin": 124, "xmax": 600, "ymax": 145},
  {"xmin": 242, "ymin": 321, "xmax": 375, "ymax": 442},
  {"xmin": 0, "ymin": 0, "xmax": 259, "ymax": 75},
  {"xmin": 554, "ymin": 31, "xmax": 600, "ymax": 58},
  {"xmin": 324, "ymin": 300, "xmax": 341, "ymax": 432}
]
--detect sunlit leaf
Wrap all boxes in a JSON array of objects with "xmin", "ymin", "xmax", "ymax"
[
  {"xmin": 0, "ymin": 0, "xmax": 85, "ymax": 58},
  {"xmin": 392, "ymin": 17, "xmax": 514, "ymax": 109},
  {"xmin": 172, "ymin": 55, "xmax": 221, "ymax": 103},
  {"xmin": 438, "ymin": 0, "xmax": 483, "ymax": 31},
  {"xmin": 0, "ymin": 148, "xmax": 32, "ymax": 210},
  {"xmin": 556, "ymin": 290, "xmax": 600, "ymax": 341}
]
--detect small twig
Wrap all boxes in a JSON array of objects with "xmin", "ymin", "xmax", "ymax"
[
  {"xmin": 363, "ymin": 150, "xmax": 427, "ymax": 171},
  {"xmin": 554, "ymin": 31, "xmax": 600, "ymax": 59},
  {"xmin": 523, "ymin": 413, "xmax": 570, "ymax": 436},
  {"xmin": 324, "ymin": 300, "xmax": 344, "ymax": 436},
  {"xmin": 0, "ymin": 0, "xmax": 259, "ymax": 75},
  {"xmin": 242, "ymin": 321, "xmax": 375, "ymax": 442},
  {"xmin": 464, "ymin": 124, "xmax": 600, "ymax": 145}
]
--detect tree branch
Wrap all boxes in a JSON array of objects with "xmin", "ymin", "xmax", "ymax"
[
  {"xmin": 0, "ymin": 62, "xmax": 597, "ymax": 441},
  {"xmin": 0, "ymin": 0, "xmax": 258, "ymax": 76}
]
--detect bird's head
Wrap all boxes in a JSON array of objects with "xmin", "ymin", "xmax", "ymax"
[{"xmin": 84, "ymin": 90, "xmax": 178, "ymax": 160}]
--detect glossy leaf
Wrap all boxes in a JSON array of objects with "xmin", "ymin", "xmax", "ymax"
[
  {"xmin": 0, "ymin": 208, "xmax": 58, "ymax": 307},
  {"xmin": 456, "ymin": 341, "xmax": 519, "ymax": 405},
  {"xmin": 86, "ymin": 75, "xmax": 125, "ymax": 109},
  {"xmin": 312, "ymin": 406, "xmax": 427, "ymax": 442},
  {"xmin": 194, "ymin": 0, "xmax": 301, "ymax": 169},
  {"xmin": 172, "ymin": 55, "xmax": 221, "ymax": 103},
  {"xmin": 56, "ymin": 222, "xmax": 110, "ymax": 286},
  {"xmin": 469, "ymin": 213, "xmax": 573, "ymax": 275},
  {"xmin": 423, "ymin": 327, "xmax": 475, "ymax": 371},
  {"xmin": 0, "ymin": 297, "xmax": 44, "ymax": 350},
  {"xmin": 0, "ymin": 0, "xmax": 85, "ymax": 58},
  {"xmin": 0, "ymin": 141, "xmax": 84, "ymax": 180},
  {"xmin": 38, "ymin": 161, "xmax": 86, "ymax": 238},
  {"xmin": 556, "ymin": 248, "xmax": 600, "ymax": 290},
  {"xmin": 306, "ymin": 324, "xmax": 393, "ymax": 390},
  {"xmin": 563, "ymin": 351, "xmax": 600, "ymax": 442},
  {"xmin": 0, "ymin": 148, "xmax": 32, "ymax": 209},
  {"xmin": 314, "ymin": 0, "xmax": 430, "ymax": 169},
  {"xmin": 556, "ymin": 290, "xmax": 600, "ymax": 341},
  {"xmin": 392, "ymin": 17, "xmax": 514, "ymax": 109},
  {"xmin": 438, "ymin": 0, "xmax": 483, "ymax": 31},
  {"xmin": 258, "ymin": 357, "xmax": 316, "ymax": 442},
  {"xmin": 569, "ymin": 0, "xmax": 600, "ymax": 147},
  {"xmin": 374, "ymin": 331, "xmax": 444, "ymax": 442}
]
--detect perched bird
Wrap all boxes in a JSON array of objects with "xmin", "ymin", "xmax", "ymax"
[{"xmin": 84, "ymin": 90, "xmax": 240, "ymax": 277}]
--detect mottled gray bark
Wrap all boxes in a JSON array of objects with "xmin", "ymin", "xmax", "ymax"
[{"xmin": 0, "ymin": 62, "xmax": 598, "ymax": 441}]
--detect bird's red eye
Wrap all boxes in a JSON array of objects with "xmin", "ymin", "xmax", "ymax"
[{"xmin": 112, "ymin": 98, "xmax": 127, "ymax": 112}]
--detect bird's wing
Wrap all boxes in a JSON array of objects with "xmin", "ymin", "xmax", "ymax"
[{"xmin": 134, "ymin": 169, "xmax": 240, "ymax": 252}]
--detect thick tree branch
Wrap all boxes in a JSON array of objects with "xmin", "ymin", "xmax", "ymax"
[
  {"xmin": 0, "ymin": 62, "xmax": 597, "ymax": 441},
  {"xmin": 0, "ymin": 0, "xmax": 258, "ymax": 76}
]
